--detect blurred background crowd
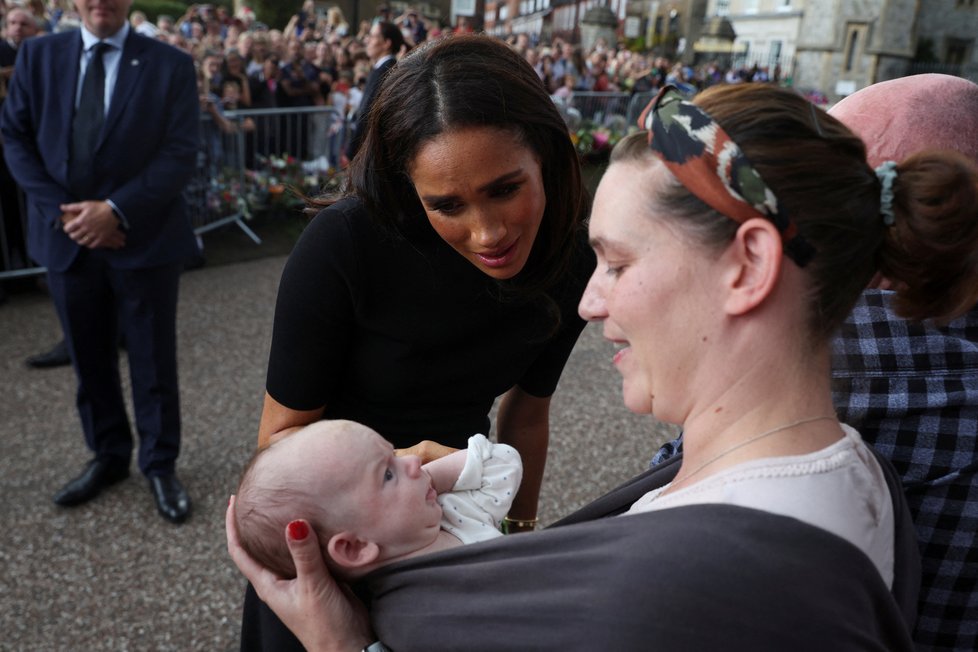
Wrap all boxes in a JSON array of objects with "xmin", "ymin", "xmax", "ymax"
[
  {"xmin": 0, "ymin": 0, "xmax": 794, "ymax": 292},
  {"xmin": 0, "ymin": 0, "xmax": 786, "ymax": 127}
]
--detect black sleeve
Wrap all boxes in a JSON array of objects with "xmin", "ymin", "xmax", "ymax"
[{"xmin": 265, "ymin": 204, "xmax": 358, "ymax": 410}]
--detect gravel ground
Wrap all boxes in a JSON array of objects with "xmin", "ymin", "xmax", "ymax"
[{"xmin": 0, "ymin": 250, "xmax": 674, "ymax": 651}]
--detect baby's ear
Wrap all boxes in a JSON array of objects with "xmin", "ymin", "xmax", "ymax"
[{"xmin": 326, "ymin": 532, "xmax": 380, "ymax": 569}]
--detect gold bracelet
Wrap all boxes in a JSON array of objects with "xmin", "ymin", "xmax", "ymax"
[{"xmin": 502, "ymin": 516, "xmax": 539, "ymax": 530}]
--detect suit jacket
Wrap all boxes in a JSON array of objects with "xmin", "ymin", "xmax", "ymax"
[
  {"xmin": 0, "ymin": 29, "xmax": 199, "ymax": 272},
  {"xmin": 0, "ymin": 40, "xmax": 17, "ymax": 68},
  {"xmin": 346, "ymin": 56, "xmax": 396, "ymax": 160}
]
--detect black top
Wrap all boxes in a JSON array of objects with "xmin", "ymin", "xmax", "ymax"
[{"xmin": 266, "ymin": 197, "xmax": 594, "ymax": 448}]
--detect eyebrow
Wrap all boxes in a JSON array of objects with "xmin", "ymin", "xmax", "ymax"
[
  {"xmin": 588, "ymin": 234, "xmax": 634, "ymax": 258},
  {"xmin": 587, "ymin": 235, "xmax": 612, "ymax": 253},
  {"xmin": 418, "ymin": 169, "xmax": 525, "ymax": 205}
]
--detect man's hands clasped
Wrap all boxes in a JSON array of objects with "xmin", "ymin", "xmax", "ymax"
[{"xmin": 60, "ymin": 200, "xmax": 126, "ymax": 249}]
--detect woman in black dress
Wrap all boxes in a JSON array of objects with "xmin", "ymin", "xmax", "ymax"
[{"xmin": 240, "ymin": 34, "xmax": 593, "ymax": 651}]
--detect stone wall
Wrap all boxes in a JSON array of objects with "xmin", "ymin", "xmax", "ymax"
[
  {"xmin": 914, "ymin": 0, "xmax": 978, "ymax": 82},
  {"xmin": 795, "ymin": 0, "xmax": 919, "ymax": 102}
]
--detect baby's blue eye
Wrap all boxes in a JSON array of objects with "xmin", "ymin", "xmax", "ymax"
[{"xmin": 384, "ymin": 468, "xmax": 393, "ymax": 482}]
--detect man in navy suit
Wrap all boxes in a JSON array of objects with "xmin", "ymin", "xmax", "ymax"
[
  {"xmin": 344, "ymin": 20, "xmax": 403, "ymax": 162},
  {"xmin": 1, "ymin": 0, "xmax": 199, "ymax": 523}
]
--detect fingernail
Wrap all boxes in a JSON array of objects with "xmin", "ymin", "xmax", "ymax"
[{"xmin": 287, "ymin": 520, "xmax": 309, "ymax": 541}]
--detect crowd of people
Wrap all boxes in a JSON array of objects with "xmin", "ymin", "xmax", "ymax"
[
  {"xmin": 0, "ymin": 0, "xmax": 786, "ymax": 295},
  {"xmin": 1, "ymin": 0, "xmax": 782, "ymax": 142},
  {"xmin": 0, "ymin": 0, "xmax": 800, "ymax": 229}
]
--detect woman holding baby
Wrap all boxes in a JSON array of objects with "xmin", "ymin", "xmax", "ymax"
[{"xmin": 232, "ymin": 36, "xmax": 978, "ymax": 650}]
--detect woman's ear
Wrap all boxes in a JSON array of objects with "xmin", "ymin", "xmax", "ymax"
[
  {"xmin": 327, "ymin": 532, "xmax": 380, "ymax": 570},
  {"xmin": 722, "ymin": 218, "xmax": 783, "ymax": 316}
]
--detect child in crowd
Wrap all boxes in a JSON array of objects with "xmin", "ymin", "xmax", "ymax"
[
  {"xmin": 233, "ymin": 420, "xmax": 522, "ymax": 579},
  {"xmin": 553, "ymin": 74, "xmax": 576, "ymax": 101}
]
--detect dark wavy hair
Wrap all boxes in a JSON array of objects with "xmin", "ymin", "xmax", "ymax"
[{"xmin": 342, "ymin": 34, "xmax": 589, "ymax": 300}]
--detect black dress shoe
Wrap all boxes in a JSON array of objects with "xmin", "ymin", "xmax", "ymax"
[
  {"xmin": 26, "ymin": 339, "xmax": 71, "ymax": 369},
  {"xmin": 149, "ymin": 474, "xmax": 191, "ymax": 524},
  {"xmin": 53, "ymin": 459, "xmax": 130, "ymax": 506}
]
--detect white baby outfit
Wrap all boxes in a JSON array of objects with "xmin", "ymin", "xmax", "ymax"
[{"xmin": 439, "ymin": 434, "xmax": 523, "ymax": 544}]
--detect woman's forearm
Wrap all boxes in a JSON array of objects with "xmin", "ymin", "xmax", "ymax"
[
  {"xmin": 257, "ymin": 392, "xmax": 325, "ymax": 448},
  {"xmin": 496, "ymin": 387, "xmax": 551, "ymax": 526}
]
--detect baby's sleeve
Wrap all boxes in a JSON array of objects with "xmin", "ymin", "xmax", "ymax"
[{"xmin": 438, "ymin": 434, "xmax": 523, "ymax": 544}]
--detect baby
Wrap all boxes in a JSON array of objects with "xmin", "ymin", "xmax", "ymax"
[{"xmin": 233, "ymin": 419, "xmax": 522, "ymax": 579}]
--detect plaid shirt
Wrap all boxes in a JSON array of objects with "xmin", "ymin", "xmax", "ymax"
[{"xmin": 831, "ymin": 289, "xmax": 978, "ymax": 652}]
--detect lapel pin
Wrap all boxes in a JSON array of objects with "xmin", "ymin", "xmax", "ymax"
[{"xmin": 131, "ymin": 59, "xmax": 139, "ymax": 66}]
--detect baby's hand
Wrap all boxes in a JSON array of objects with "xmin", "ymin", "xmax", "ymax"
[
  {"xmin": 421, "ymin": 449, "xmax": 468, "ymax": 494},
  {"xmin": 395, "ymin": 440, "xmax": 457, "ymax": 464}
]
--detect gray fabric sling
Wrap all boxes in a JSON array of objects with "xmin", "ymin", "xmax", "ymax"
[{"xmin": 360, "ymin": 451, "xmax": 919, "ymax": 651}]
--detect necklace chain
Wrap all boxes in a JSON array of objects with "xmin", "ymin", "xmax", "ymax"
[{"xmin": 670, "ymin": 415, "xmax": 838, "ymax": 492}]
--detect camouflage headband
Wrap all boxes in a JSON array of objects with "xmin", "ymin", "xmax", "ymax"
[{"xmin": 639, "ymin": 86, "xmax": 815, "ymax": 266}]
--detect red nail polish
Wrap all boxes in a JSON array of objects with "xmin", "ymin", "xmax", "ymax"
[{"xmin": 288, "ymin": 520, "xmax": 309, "ymax": 541}]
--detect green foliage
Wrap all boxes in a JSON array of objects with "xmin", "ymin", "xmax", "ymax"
[
  {"xmin": 246, "ymin": 0, "xmax": 297, "ymax": 30},
  {"xmin": 571, "ymin": 120, "xmax": 623, "ymax": 163},
  {"xmin": 625, "ymin": 36, "xmax": 646, "ymax": 52},
  {"xmin": 246, "ymin": 154, "xmax": 345, "ymax": 214},
  {"xmin": 132, "ymin": 0, "xmax": 192, "ymax": 22}
]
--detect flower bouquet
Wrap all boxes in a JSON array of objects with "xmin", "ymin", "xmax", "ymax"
[
  {"xmin": 573, "ymin": 120, "xmax": 624, "ymax": 163},
  {"xmin": 246, "ymin": 154, "xmax": 346, "ymax": 217}
]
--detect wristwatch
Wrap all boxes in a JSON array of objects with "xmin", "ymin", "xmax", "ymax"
[{"xmin": 362, "ymin": 642, "xmax": 391, "ymax": 652}]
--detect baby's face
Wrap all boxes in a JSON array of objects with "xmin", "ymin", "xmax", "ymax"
[
  {"xmin": 341, "ymin": 428, "xmax": 444, "ymax": 558},
  {"xmin": 291, "ymin": 421, "xmax": 444, "ymax": 558}
]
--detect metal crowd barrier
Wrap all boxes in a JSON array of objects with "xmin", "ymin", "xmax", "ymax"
[
  {"xmin": 185, "ymin": 111, "xmax": 259, "ymax": 247},
  {"xmin": 553, "ymin": 91, "xmax": 662, "ymax": 138},
  {"xmin": 0, "ymin": 179, "xmax": 40, "ymax": 279},
  {"xmin": 557, "ymin": 90, "xmax": 701, "ymax": 131},
  {"xmin": 224, "ymin": 105, "xmax": 347, "ymax": 173},
  {"xmin": 187, "ymin": 105, "xmax": 346, "ymax": 248}
]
